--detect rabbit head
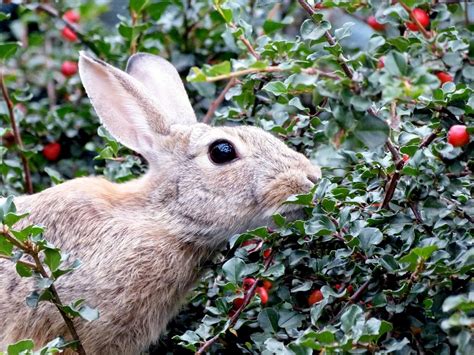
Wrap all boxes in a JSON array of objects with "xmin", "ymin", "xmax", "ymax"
[{"xmin": 79, "ymin": 52, "xmax": 321, "ymax": 248}]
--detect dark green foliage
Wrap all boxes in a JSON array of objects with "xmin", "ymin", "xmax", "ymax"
[{"xmin": 1, "ymin": 0, "xmax": 472, "ymax": 353}]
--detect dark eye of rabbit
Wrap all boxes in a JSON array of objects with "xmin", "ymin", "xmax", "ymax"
[{"xmin": 209, "ymin": 140, "xmax": 237, "ymax": 164}]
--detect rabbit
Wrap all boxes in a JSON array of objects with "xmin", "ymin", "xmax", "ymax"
[{"xmin": 0, "ymin": 52, "xmax": 321, "ymax": 354}]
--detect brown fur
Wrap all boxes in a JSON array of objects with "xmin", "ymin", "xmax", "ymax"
[{"xmin": 0, "ymin": 53, "xmax": 321, "ymax": 353}]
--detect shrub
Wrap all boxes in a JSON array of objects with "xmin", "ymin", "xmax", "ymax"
[{"xmin": 1, "ymin": 0, "xmax": 473, "ymax": 354}]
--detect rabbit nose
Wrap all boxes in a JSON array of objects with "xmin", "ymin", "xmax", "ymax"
[{"xmin": 306, "ymin": 166, "xmax": 321, "ymax": 184}]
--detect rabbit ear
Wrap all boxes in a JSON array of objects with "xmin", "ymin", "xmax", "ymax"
[
  {"xmin": 125, "ymin": 53, "xmax": 197, "ymax": 125},
  {"xmin": 79, "ymin": 51, "xmax": 171, "ymax": 157}
]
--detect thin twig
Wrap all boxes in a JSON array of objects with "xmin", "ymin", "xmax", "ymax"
[
  {"xmin": 399, "ymin": 2, "xmax": 432, "ymax": 39},
  {"xmin": 330, "ymin": 278, "xmax": 372, "ymax": 324},
  {"xmin": 202, "ymin": 65, "xmax": 341, "ymax": 83},
  {"xmin": 381, "ymin": 171, "xmax": 401, "ymax": 209},
  {"xmin": 31, "ymin": 253, "xmax": 86, "ymax": 355},
  {"xmin": 0, "ymin": 71, "xmax": 33, "ymax": 194},
  {"xmin": 36, "ymin": 4, "xmax": 101, "ymax": 57},
  {"xmin": 297, "ymin": 0, "xmax": 401, "ymax": 164},
  {"xmin": 0, "ymin": 255, "xmax": 38, "ymax": 271},
  {"xmin": 203, "ymin": 78, "xmax": 237, "ymax": 124},
  {"xmin": 195, "ymin": 252, "xmax": 274, "ymax": 354},
  {"xmin": 1, "ymin": 228, "xmax": 86, "ymax": 355},
  {"xmin": 408, "ymin": 201, "xmax": 433, "ymax": 236}
]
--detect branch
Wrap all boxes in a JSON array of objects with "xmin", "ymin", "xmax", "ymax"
[
  {"xmin": 195, "ymin": 252, "xmax": 274, "ymax": 354},
  {"xmin": 203, "ymin": 78, "xmax": 237, "ymax": 124},
  {"xmin": 297, "ymin": 0, "xmax": 354, "ymax": 79},
  {"xmin": 398, "ymin": 2, "xmax": 432, "ymax": 40},
  {"xmin": 408, "ymin": 201, "xmax": 433, "ymax": 236},
  {"xmin": 1, "ymin": 228, "xmax": 86, "ymax": 355},
  {"xmin": 0, "ymin": 255, "xmax": 38, "ymax": 270},
  {"xmin": 297, "ymin": 0, "xmax": 401, "ymax": 164},
  {"xmin": 0, "ymin": 72, "xmax": 33, "ymax": 194},
  {"xmin": 214, "ymin": 4, "xmax": 260, "ymax": 60},
  {"xmin": 202, "ymin": 65, "xmax": 341, "ymax": 83},
  {"xmin": 36, "ymin": 4, "xmax": 101, "ymax": 57},
  {"xmin": 31, "ymin": 252, "xmax": 86, "ymax": 355}
]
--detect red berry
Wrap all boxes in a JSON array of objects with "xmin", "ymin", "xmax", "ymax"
[
  {"xmin": 263, "ymin": 248, "xmax": 272, "ymax": 259},
  {"xmin": 263, "ymin": 280, "xmax": 272, "ymax": 291},
  {"xmin": 2, "ymin": 131, "xmax": 16, "ymax": 148},
  {"xmin": 43, "ymin": 142, "xmax": 61, "ymax": 161},
  {"xmin": 377, "ymin": 57, "xmax": 385, "ymax": 69},
  {"xmin": 314, "ymin": 3, "xmax": 325, "ymax": 9},
  {"xmin": 335, "ymin": 284, "xmax": 342, "ymax": 291},
  {"xmin": 308, "ymin": 289, "xmax": 324, "ymax": 306},
  {"xmin": 242, "ymin": 239, "xmax": 258, "ymax": 247},
  {"xmin": 402, "ymin": 154, "xmax": 409, "ymax": 162},
  {"xmin": 61, "ymin": 27, "xmax": 78, "ymax": 42},
  {"xmin": 436, "ymin": 72, "xmax": 453, "ymax": 85},
  {"xmin": 347, "ymin": 285, "xmax": 354, "ymax": 294},
  {"xmin": 367, "ymin": 16, "xmax": 385, "ymax": 31},
  {"xmin": 242, "ymin": 277, "xmax": 256, "ymax": 291},
  {"xmin": 232, "ymin": 297, "xmax": 244, "ymax": 309},
  {"xmin": 448, "ymin": 125, "xmax": 470, "ymax": 147},
  {"xmin": 406, "ymin": 8, "xmax": 430, "ymax": 31},
  {"xmin": 256, "ymin": 287, "xmax": 269, "ymax": 304},
  {"xmin": 63, "ymin": 10, "xmax": 80, "ymax": 23},
  {"xmin": 61, "ymin": 61, "xmax": 78, "ymax": 77}
]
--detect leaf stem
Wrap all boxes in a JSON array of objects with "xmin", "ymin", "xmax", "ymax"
[{"xmin": 0, "ymin": 71, "xmax": 33, "ymax": 194}]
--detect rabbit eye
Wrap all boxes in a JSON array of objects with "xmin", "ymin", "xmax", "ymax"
[{"xmin": 209, "ymin": 140, "xmax": 237, "ymax": 164}]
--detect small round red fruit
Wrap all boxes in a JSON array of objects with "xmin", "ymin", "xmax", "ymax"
[
  {"xmin": 308, "ymin": 289, "xmax": 323, "ymax": 306},
  {"xmin": 347, "ymin": 285, "xmax": 354, "ymax": 294},
  {"xmin": 406, "ymin": 8, "xmax": 430, "ymax": 31},
  {"xmin": 242, "ymin": 277, "xmax": 256, "ymax": 291},
  {"xmin": 61, "ymin": 27, "xmax": 78, "ymax": 42},
  {"xmin": 256, "ymin": 287, "xmax": 269, "ymax": 304},
  {"xmin": 377, "ymin": 57, "xmax": 385, "ymax": 69},
  {"xmin": 263, "ymin": 248, "xmax": 272, "ymax": 259},
  {"xmin": 61, "ymin": 61, "xmax": 78, "ymax": 77},
  {"xmin": 2, "ymin": 131, "xmax": 16, "ymax": 148},
  {"xmin": 63, "ymin": 10, "xmax": 80, "ymax": 23},
  {"xmin": 402, "ymin": 154, "xmax": 409, "ymax": 162},
  {"xmin": 43, "ymin": 142, "xmax": 61, "ymax": 161},
  {"xmin": 314, "ymin": 3, "xmax": 325, "ymax": 9},
  {"xmin": 447, "ymin": 125, "xmax": 470, "ymax": 147},
  {"xmin": 367, "ymin": 16, "xmax": 385, "ymax": 31},
  {"xmin": 436, "ymin": 72, "xmax": 453, "ymax": 85},
  {"xmin": 263, "ymin": 280, "xmax": 272, "ymax": 291},
  {"xmin": 233, "ymin": 297, "xmax": 244, "ymax": 309},
  {"xmin": 335, "ymin": 284, "xmax": 342, "ymax": 291}
]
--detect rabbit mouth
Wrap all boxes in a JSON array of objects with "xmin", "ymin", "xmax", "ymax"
[{"xmin": 275, "ymin": 204, "xmax": 307, "ymax": 223}]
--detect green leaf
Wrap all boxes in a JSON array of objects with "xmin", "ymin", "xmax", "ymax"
[
  {"xmin": 258, "ymin": 308, "xmax": 279, "ymax": 333},
  {"xmin": 78, "ymin": 305, "xmax": 100, "ymax": 322},
  {"xmin": 206, "ymin": 61, "xmax": 231, "ymax": 76},
  {"xmin": 262, "ymin": 81, "xmax": 287, "ymax": 96},
  {"xmin": 44, "ymin": 248, "xmax": 62, "ymax": 272},
  {"xmin": 384, "ymin": 51, "xmax": 408, "ymax": 76},
  {"xmin": 353, "ymin": 114, "xmax": 389, "ymax": 149},
  {"xmin": 358, "ymin": 227, "xmax": 383, "ymax": 252},
  {"xmin": 222, "ymin": 257, "xmax": 246, "ymax": 283},
  {"xmin": 340, "ymin": 305, "xmax": 363, "ymax": 333},
  {"xmin": 16, "ymin": 262, "xmax": 33, "ymax": 277},
  {"xmin": 300, "ymin": 19, "xmax": 331, "ymax": 41},
  {"xmin": 278, "ymin": 310, "xmax": 304, "ymax": 329},
  {"xmin": 7, "ymin": 339, "xmax": 34, "ymax": 355},
  {"xmin": 0, "ymin": 42, "xmax": 20, "ymax": 61},
  {"xmin": 130, "ymin": 0, "xmax": 150, "ymax": 13}
]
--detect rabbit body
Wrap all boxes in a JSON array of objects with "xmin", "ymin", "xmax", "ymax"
[
  {"xmin": 0, "ymin": 53, "xmax": 320, "ymax": 354},
  {"xmin": 1, "ymin": 176, "xmax": 210, "ymax": 354}
]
